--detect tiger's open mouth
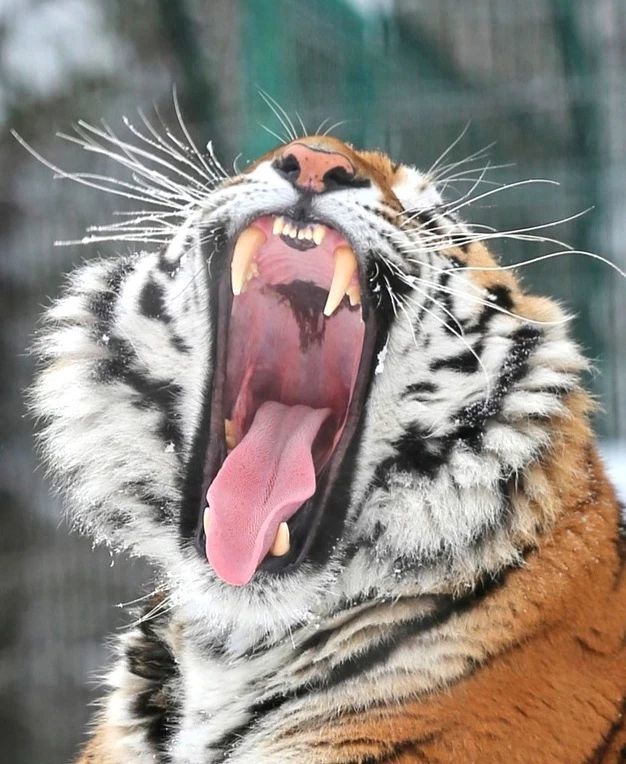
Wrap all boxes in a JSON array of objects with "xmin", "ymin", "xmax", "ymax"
[{"xmin": 197, "ymin": 213, "xmax": 379, "ymax": 586}]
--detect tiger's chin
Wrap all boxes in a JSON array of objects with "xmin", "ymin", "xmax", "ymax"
[{"xmin": 191, "ymin": 214, "xmax": 380, "ymax": 588}]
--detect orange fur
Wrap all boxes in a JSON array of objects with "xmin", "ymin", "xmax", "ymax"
[{"xmin": 276, "ymin": 424, "xmax": 626, "ymax": 763}]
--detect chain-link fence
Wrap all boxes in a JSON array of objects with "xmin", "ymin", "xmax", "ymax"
[{"xmin": 1, "ymin": 1, "xmax": 624, "ymax": 761}]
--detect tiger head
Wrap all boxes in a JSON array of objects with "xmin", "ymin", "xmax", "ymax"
[{"xmin": 33, "ymin": 132, "xmax": 585, "ymax": 640}]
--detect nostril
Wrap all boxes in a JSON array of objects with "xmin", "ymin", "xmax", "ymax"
[
  {"xmin": 323, "ymin": 165, "xmax": 369, "ymax": 191},
  {"xmin": 273, "ymin": 153, "xmax": 301, "ymax": 183},
  {"xmin": 322, "ymin": 166, "xmax": 355, "ymax": 190}
]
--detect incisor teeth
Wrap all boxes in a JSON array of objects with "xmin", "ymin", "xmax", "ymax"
[
  {"xmin": 270, "ymin": 522, "xmax": 290, "ymax": 556},
  {"xmin": 231, "ymin": 226, "xmax": 266, "ymax": 295},
  {"xmin": 324, "ymin": 245, "xmax": 358, "ymax": 317},
  {"xmin": 312, "ymin": 225, "xmax": 326, "ymax": 246},
  {"xmin": 297, "ymin": 227, "xmax": 306, "ymax": 240}
]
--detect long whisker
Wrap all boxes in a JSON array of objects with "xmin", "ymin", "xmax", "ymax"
[
  {"xmin": 132, "ymin": 109, "xmax": 224, "ymax": 187},
  {"xmin": 398, "ymin": 208, "xmax": 591, "ymax": 258},
  {"xmin": 295, "ymin": 111, "xmax": 308, "ymax": 137},
  {"xmin": 442, "ymin": 178, "xmax": 561, "ymax": 217},
  {"xmin": 436, "ymin": 162, "xmax": 515, "ymax": 183},
  {"xmin": 427, "ymin": 122, "xmax": 472, "ymax": 177},
  {"xmin": 315, "ymin": 117, "xmax": 332, "ymax": 134},
  {"xmin": 449, "ymin": 249, "xmax": 626, "ymax": 281},
  {"xmin": 259, "ymin": 122, "xmax": 290, "ymax": 145},
  {"xmin": 322, "ymin": 119, "xmax": 349, "ymax": 137},
  {"xmin": 12, "ymin": 131, "xmax": 188, "ymax": 210},
  {"xmin": 172, "ymin": 86, "xmax": 219, "ymax": 182},
  {"xmin": 431, "ymin": 143, "xmax": 498, "ymax": 180},
  {"xmin": 70, "ymin": 119, "xmax": 214, "ymax": 188},
  {"xmin": 409, "ymin": 273, "xmax": 570, "ymax": 326},
  {"xmin": 258, "ymin": 89, "xmax": 297, "ymax": 142}
]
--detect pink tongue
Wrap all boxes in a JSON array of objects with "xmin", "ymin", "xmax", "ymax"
[{"xmin": 205, "ymin": 401, "xmax": 331, "ymax": 586}]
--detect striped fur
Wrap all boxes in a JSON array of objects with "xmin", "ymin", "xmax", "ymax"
[{"xmin": 32, "ymin": 134, "xmax": 626, "ymax": 762}]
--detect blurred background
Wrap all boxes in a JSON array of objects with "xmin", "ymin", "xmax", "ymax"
[{"xmin": 1, "ymin": 0, "xmax": 625, "ymax": 760}]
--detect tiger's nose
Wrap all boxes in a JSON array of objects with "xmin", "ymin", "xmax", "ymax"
[{"xmin": 273, "ymin": 141, "xmax": 357, "ymax": 193}]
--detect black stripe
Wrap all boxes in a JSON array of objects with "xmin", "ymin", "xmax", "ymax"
[
  {"xmin": 584, "ymin": 696, "xmax": 626, "ymax": 763},
  {"xmin": 127, "ymin": 612, "xmax": 179, "ymax": 756},
  {"xmin": 213, "ymin": 576, "xmax": 505, "ymax": 758},
  {"xmin": 454, "ymin": 325, "xmax": 541, "ymax": 441},
  {"xmin": 366, "ymin": 250, "xmax": 414, "ymax": 327},
  {"xmin": 402, "ymin": 381, "xmax": 437, "ymax": 399},
  {"xmin": 376, "ymin": 325, "xmax": 542, "ymax": 487},
  {"xmin": 615, "ymin": 504, "xmax": 626, "ymax": 592},
  {"xmin": 431, "ymin": 341, "xmax": 483, "ymax": 373},
  {"xmin": 343, "ymin": 734, "xmax": 442, "ymax": 763},
  {"xmin": 97, "ymin": 335, "xmax": 184, "ymax": 450},
  {"xmin": 89, "ymin": 259, "xmax": 135, "ymax": 336},
  {"xmin": 487, "ymin": 284, "xmax": 514, "ymax": 311},
  {"xmin": 124, "ymin": 480, "xmax": 173, "ymax": 523},
  {"xmin": 139, "ymin": 277, "xmax": 171, "ymax": 323},
  {"xmin": 137, "ymin": 276, "xmax": 191, "ymax": 353}
]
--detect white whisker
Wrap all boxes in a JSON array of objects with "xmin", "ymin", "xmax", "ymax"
[
  {"xmin": 258, "ymin": 89, "xmax": 298, "ymax": 142},
  {"xmin": 259, "ymin": 122, "xmax": 290, "ymax": 145},
  {"xmin": 322, "ymin": 119, "xmax": 349, "ymax": 137},
  {"xmin": 427, "ymin": 122, "xmax": 472, "ymax": 177},
  {"xmin": 173, "ymin": 86, "xmax": 220, "ymax": 182}
]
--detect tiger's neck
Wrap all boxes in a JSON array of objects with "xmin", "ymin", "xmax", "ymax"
[{"xmin": 94, "ymin": 433, "xmax": 625, "ymax": 763}]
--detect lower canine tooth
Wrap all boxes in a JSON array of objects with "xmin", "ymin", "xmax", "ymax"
[
  {"xmin": 347, "ymin": 284, "xmax": 361, "ymax": 307},
  {"xmin": 270, "ymin": 522, "xmax": 290, "ymax": 557},
  {"xmin": 232, "ymin": 226, "xmax": 266, "ymax": 295},
  {"xmin": 225, "ymin": 419, "xmax": 236, "ymax": 450}
]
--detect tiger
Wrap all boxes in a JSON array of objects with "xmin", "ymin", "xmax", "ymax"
[{"xmin": 31, "ymin": 126, "xmax": 626, "ymax": 763}]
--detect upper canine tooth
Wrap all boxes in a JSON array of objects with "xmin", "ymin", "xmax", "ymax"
[
  {"xmin": 272, "ymin": 216, "xmax": 285, "ymax": 236},
  {"xmin": 270, "ymin": 522, "xmax": 290, "ymax": 557},
  {"xmin": 313, "ymin": 225, "xmax": 326, "ymax": 246},
  {"xmin": 232, "ymin": 226, "xmax": 266, "ymax": 295},
  {"xmin": 203, "ymin": 506, "xmax": 211, "ymax": 535},
  {"xmin": 324, "ymin": 245, "xmax": 358, "ymax": 317}
]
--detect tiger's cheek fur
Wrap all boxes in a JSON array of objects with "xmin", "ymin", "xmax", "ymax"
[{"xmin": 33, "ymin": 226, "xmax": 214, "ymax": 562}]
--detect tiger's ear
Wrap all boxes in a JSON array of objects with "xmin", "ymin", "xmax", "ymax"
[{"xmin": 392, "ymin": 165, "xmax": 442, "ymax": 212}]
